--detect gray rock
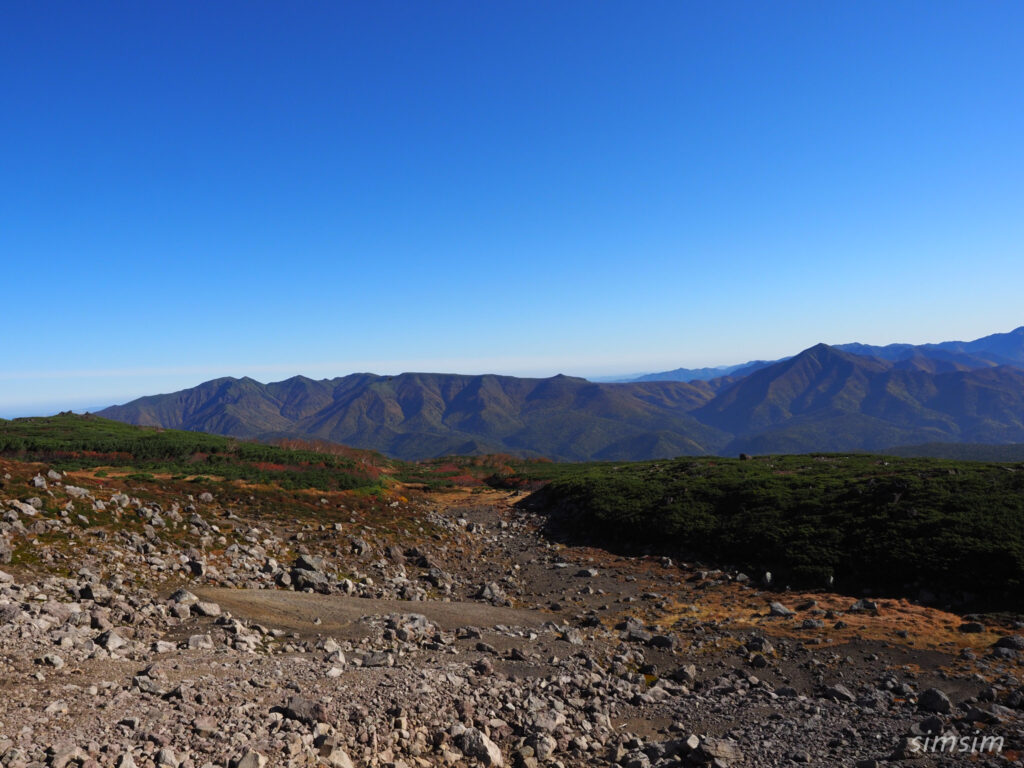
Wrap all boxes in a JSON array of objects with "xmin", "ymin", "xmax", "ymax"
[
  {"xmin": 850, "ymin": 598, "xmax": 878, "ymax": 612},
  {"xmin": 192, "ymin": 601, "xmax": 221, "ymax": 617},
  {"xmin": 823, "ymin": 684, "xmax": 856, "ymax": 703},
  {"xmin": 281, "ymin": 695, "xmax": 327, "ymax": 725},
  {"xmin": 695, "ymin": 737, "xmax": 743, "ymax": 764},
  {"xmin": 155, "ymin": 748, "xmax": 179, "ymax": 768},
  {"xmin": 531, "ymin": 710, "xmax": 565, "ymax": 733},
  {"xmin": 0, "ymin": 603, "xmax": 21, "ymax": 623},
  {"xmin": 890, "ymin": 736, "xmax": 926, "ymax": 760},
  {"xmin": 993, "ymin": 635, "xmax": 1024, "ymax": 651},
  {"xmin": 10, "ymin": 500, "xmax": 38, "ymax": 517},
  {"xmin": 918, "ymin": 687, "xmax": 953, "ymax": 714},
  {"xmin": 169, "ymin": 588, "xmax": 199, "ymax": 605},
  {"xmin": 81, "ymin": 583, "xmax": 111, "ymax": 603},
  {"xmin": 292, "ymin": 568, "xmax": 330, "ymax": 592},
  {"xmin": 321, "ymin": 747, "xmax": 354, "ymax": 768},
  {"xmin": 350, "ymin": 536, "xmax": 369, "ymax": 555},
  {"xmin": 97, "ymin": 630, "xmax": 127, "ymax": 651},
  {"xmin": 193, "ymin": 715, "xmax": 217, "ymax": 735},
  {"xmin": 624, "ymin": 627, "xmax": 652, "ymax": 643},
  {"xmin": 49, "ymin": 743, "xmax": 87, "ymax": 768},
  {"xmin": 187, "ymin": 634, "xmax": 214, "ymax": 650},
  {"xmin": 528, "ymin": 733, "xmax": 557, "ymax": 761},
  {"xmin": 230, "ymin": 751, "xmax": 266, "ymax": 768},
  {"xmin": 295, "ymin": 553, "xmax": 325, "ymax": 572},
  {"xmin": 360, "ymin": 651, "xmax": 391, "ymax": 668},
  {"xmin": 561, "ymin": 628, "xmax": 583, "ymax": 645},
  {"xmin": 459, "ymin": 727, "xmax": 504, "ymax": 767},
  {"xmin": 476, "ymin": 582, "xmax": 507, "ymax": 603}
]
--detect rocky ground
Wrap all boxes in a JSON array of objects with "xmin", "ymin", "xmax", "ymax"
[{"xmin": 1, "ymin": 459, "xmax": 1022, "ymax": 768}]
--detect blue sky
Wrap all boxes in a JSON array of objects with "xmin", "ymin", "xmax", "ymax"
[{"xmin": 2, "ymin": 1, "xmax": 1022, "ymax": 416}]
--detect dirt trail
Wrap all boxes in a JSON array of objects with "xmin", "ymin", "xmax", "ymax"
[{"xmin": 195, "ymin": 586, "xmax": 548, "ymax": 638}]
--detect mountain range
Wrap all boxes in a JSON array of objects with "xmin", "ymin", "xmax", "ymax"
[
  {"xmin": 624, "ymin": 325, "xmax": 1024, "ymax": 382},
  {"xmin": 98, "ymin": 326, "xmax": 1024, "ymax": 461}
]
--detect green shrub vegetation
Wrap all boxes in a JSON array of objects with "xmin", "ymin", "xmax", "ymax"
[
  {"xmin": 527, "ymin": 453, "xmax": 1024, "ymax": 609},
  {"xmin": 0, "ymin": 413, "xmax": 383, "ymax": 492},
  {"xmin": 5, "ymin": 415, "xmax": 1023, "ymax": 608}
]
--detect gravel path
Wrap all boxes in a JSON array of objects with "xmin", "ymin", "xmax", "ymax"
[{"xmin": 194, "ymin": 586, "xmax": 548, "ymax": 638}]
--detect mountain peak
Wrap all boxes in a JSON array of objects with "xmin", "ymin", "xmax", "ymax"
[
  {"xmin": 803, "ymin": 342, "xmax": 837, "ymax": 354},
  {"xmin": 792, "ymin": 343, "xmax": 850, "ymax": 364}
]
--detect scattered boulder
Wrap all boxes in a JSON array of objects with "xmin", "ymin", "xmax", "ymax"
[
  {"xmin": 458, "ymin": 727, "xmax": 504, "ymax": 767},
  {"xmin": 192, "ymin": 601, "xmax": 222, "ymax": 617},
  {"xmin": 917, "ymin": 688, "xmax": 953, "ymax": 714},
  {"xmin": 292, "ymin": 568, "xmax": 331, "ymax": 593},
  {"xmin": 823, "ymin": 684, "xmax": 856, "ymax": 703},
  {"xmin": 231, "ymin": 751, "xmax": 266, "ymax": 768},
  {"xmin": 850, "ymin": 598, "xmax": 878, "ymax": 612},
  {"xmin": 280, "ymin": 696, "xmax": 327, "ymax": 726},
  {"xmin": 476, "ymin": 582, "xmax": 508, "ymax": 604},
  {"xmin": 294, "ymin": 553, "xmax": 325, "ymax": 572},
  {"xmin": 993, "ymin": 635, "xmax": 1024, "ymax": 651}
]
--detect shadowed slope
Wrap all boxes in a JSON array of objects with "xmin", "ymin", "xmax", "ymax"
[{"xmin": 102, "ymin": 373, "xmax": 725, "ymax": 461}]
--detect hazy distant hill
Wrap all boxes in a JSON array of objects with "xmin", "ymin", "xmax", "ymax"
[
  {"xmin": 837, "ymin": 325, "xmax": 1024, "ymax": 368},
  {"xmin": 99, "ymin": 328, "xmax": 1024, "ymax": 461},
  {"xmin": 628, "ymin": 326, "xmax": 1024, "ymax": 383},
  {"xmin": 628, "ymin": 359, "xmax": 778, "ymax": 383}
]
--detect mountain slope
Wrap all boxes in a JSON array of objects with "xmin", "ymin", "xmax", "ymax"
[
  {"xmin": 693, "ymin": 345, "xmax": 1024, "ymax": 453},
  {"xmin": 693, "ymin": 345, "xmax": 889, "ymax": 435},
  {"xmin": 101, "ymin": 373, "xmax": 727, "ymax": 461}
]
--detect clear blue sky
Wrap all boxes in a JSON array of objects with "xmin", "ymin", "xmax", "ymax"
[{"xmin": 2, "ymin": 1, "xmax": 1023, "ymax": 416}]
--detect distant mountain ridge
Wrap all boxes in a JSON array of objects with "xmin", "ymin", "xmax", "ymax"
[
  {"xmin": 628, "ymin": 359, "xmax": 780, "ymax": 383},
  {"xmin": 100, "ymin": 373, "xmax": 726, "ymax": 461},
  {"xmin": 693, "ymin": 342, "xmax": 1024, "ymax": 453},
  {"xmin": 99, "ymin": 326, "xmax": 1024, "ymax": 461},
  {"xmin": 626, "ymin": 326, "xmax": 1024, "ymax": 383}
]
